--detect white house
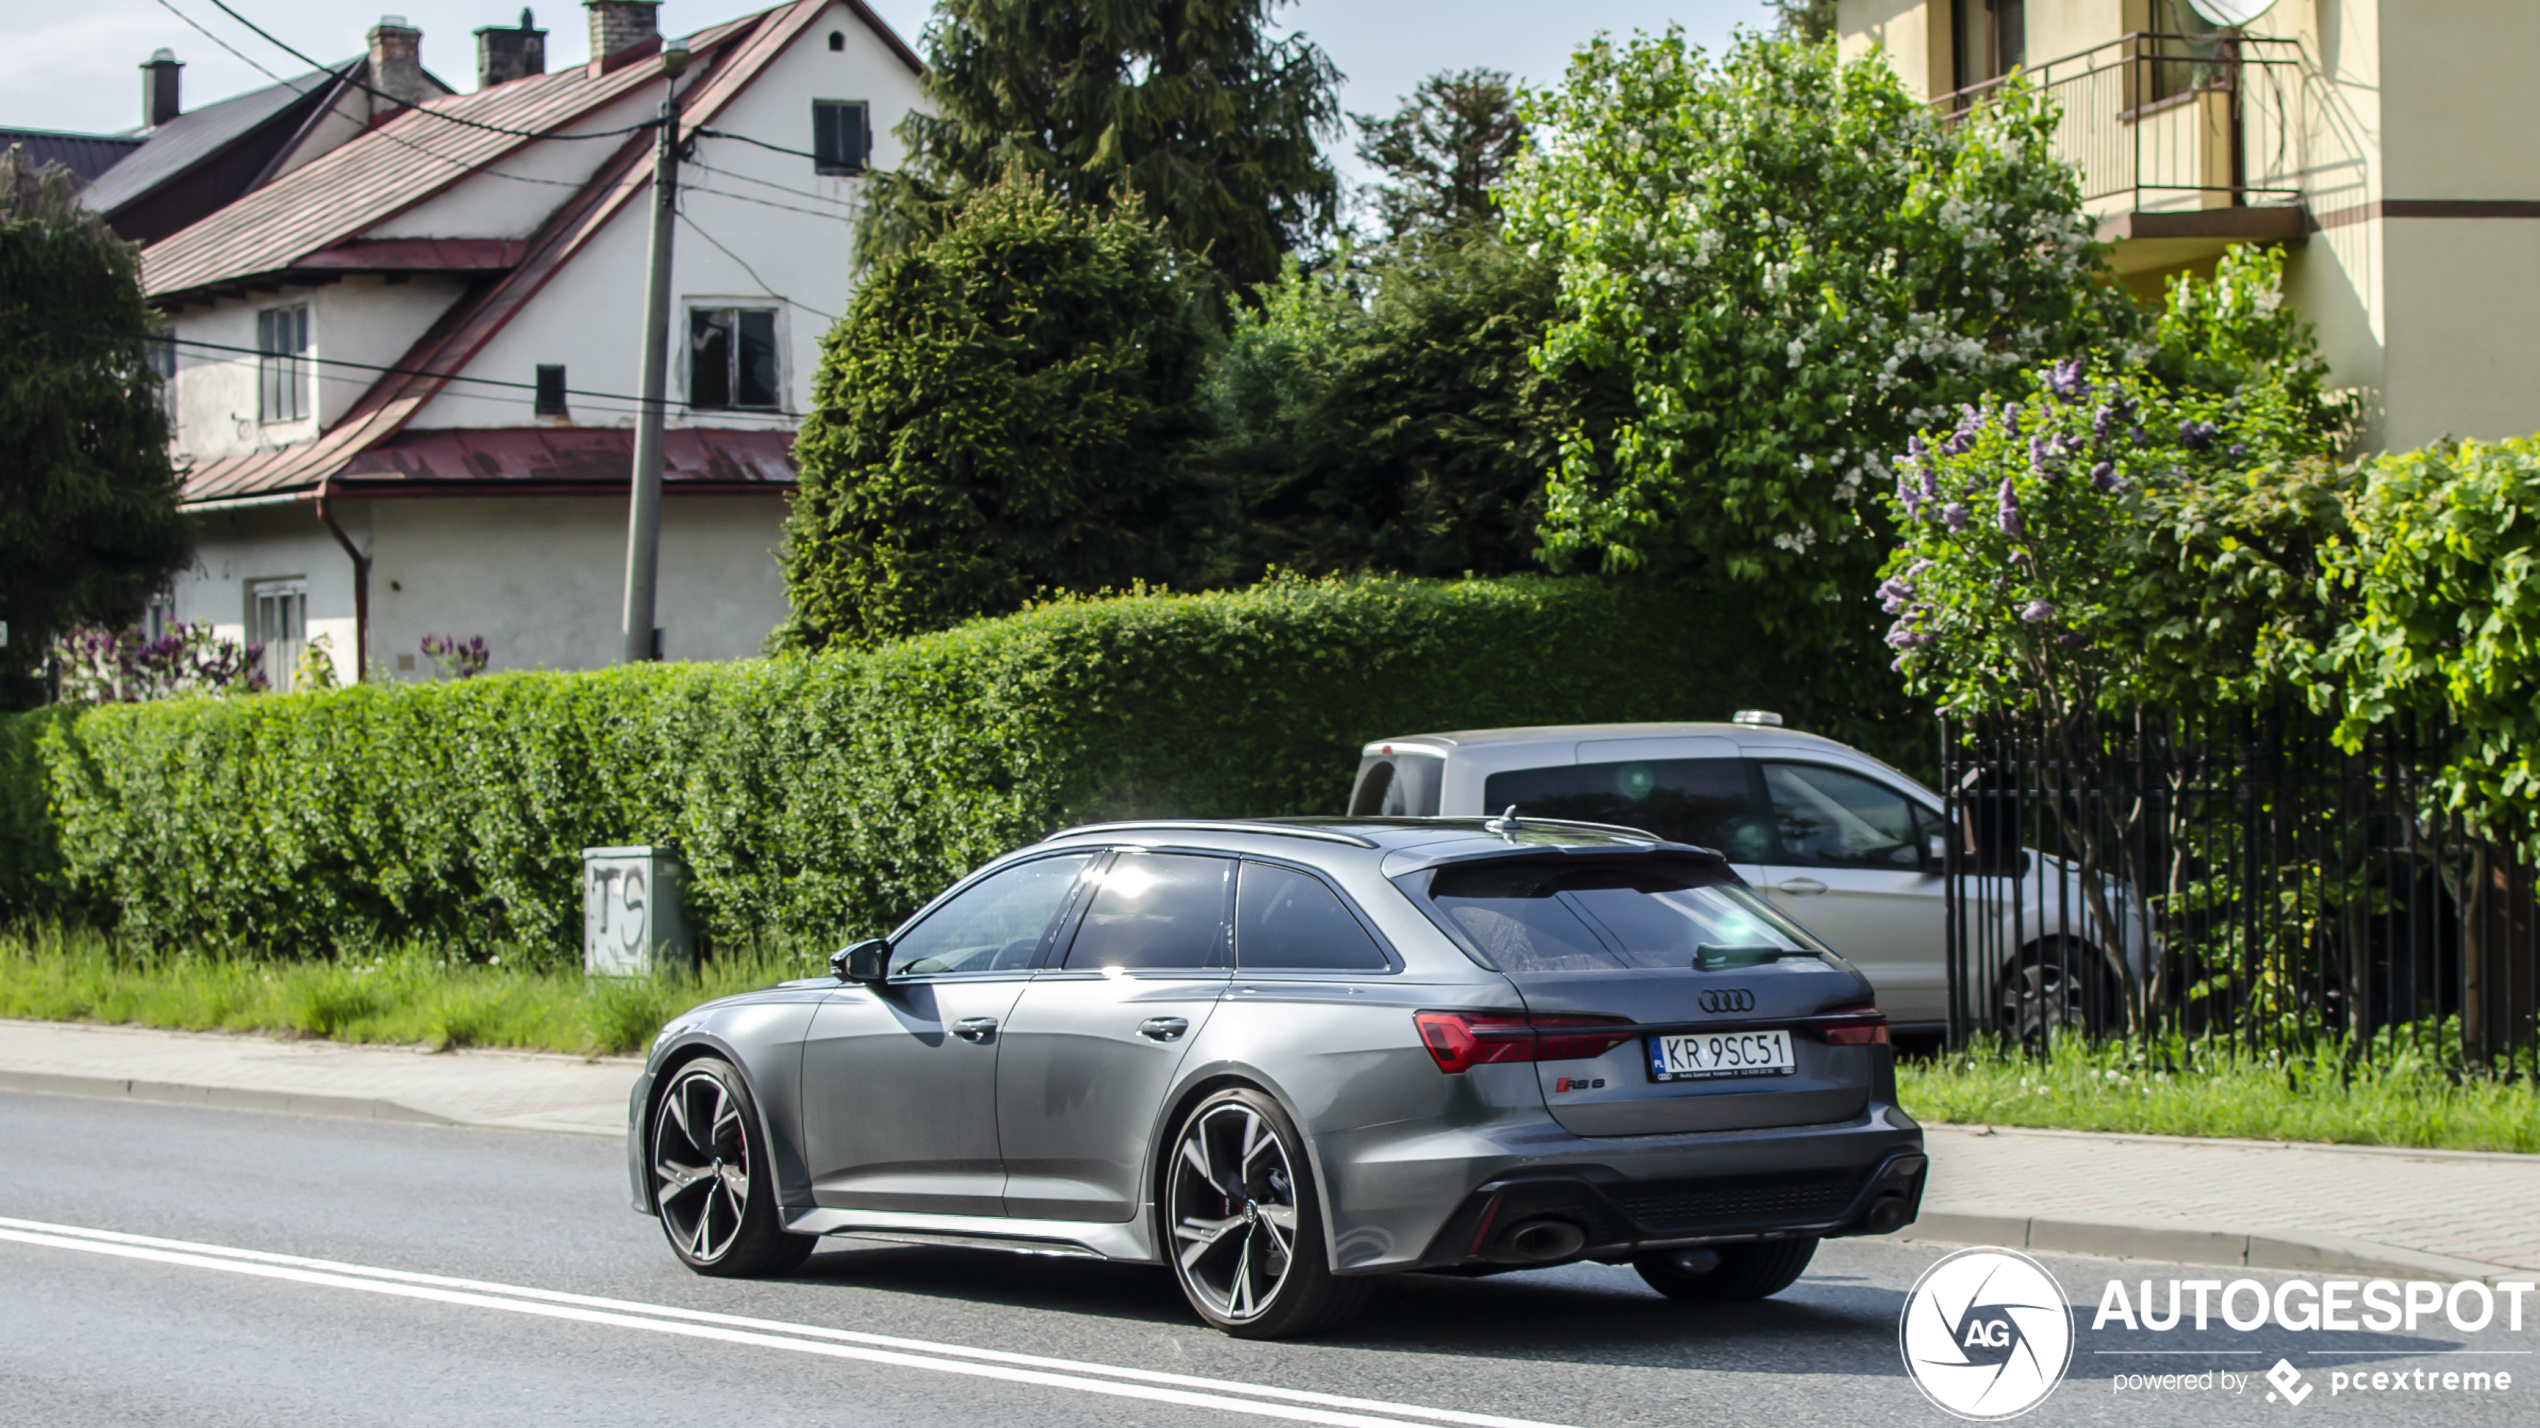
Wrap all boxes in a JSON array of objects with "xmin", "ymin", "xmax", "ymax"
[{"xmin": 147, "ymin": 0, "xmax": 926, "ymax": 685}]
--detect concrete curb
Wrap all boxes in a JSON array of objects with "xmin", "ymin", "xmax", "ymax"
[
  {"xmin": 0, "ymin": 1069, "xmax": 621, "ymax": 1138},
  {"xmin": 1925, "ymin": 1120, "xmax": 2540, "ymax": 1165},
  {"xmin": 1896, "ymin": 1210, "xmax": 2534, "ymax": 1285}
]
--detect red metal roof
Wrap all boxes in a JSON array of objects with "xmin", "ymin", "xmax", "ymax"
[
  {"xmin": 139, "ymin": 6, "xmax": 792, "ymax": 301},
  {"xmin": 336, "ymin": 426, "xmax": 797, "ymax": 489},
  {"xmin": 298, "ymin": 238, "xmax": 527, "ymax": 271}
]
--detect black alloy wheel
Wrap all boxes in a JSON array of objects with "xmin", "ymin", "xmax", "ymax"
[
  {"xmin": 650, "ymin": 1057, "xmax": 815, "ymax": 1278},
  {"xmin": 1164, "ymin": 1087, "xmax": 1367, "ymax": 1339},
  {"xmin": 1634, "ymin": 1237, "xmax": 1819, "ymax": 1303}
]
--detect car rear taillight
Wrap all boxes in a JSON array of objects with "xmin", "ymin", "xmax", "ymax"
[
  {"xmin": 1816, "ymin": 1006, "xmax": 1890, "ymax": 1045},
  {"xmin": 1414, "ymin": 1012, "xmax": 1639, "ymax": 1073}
]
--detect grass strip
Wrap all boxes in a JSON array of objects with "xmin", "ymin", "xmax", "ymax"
[
  {"xmin": 0, "ymin": 925, "xmax": 823, "ymax": 1057},
  {"xmin": 1899, "ymin": 1032, "xmax": 2540, "ymax": 1155}
]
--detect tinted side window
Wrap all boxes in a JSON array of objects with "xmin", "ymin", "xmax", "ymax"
[
  {"xmin": 1483, "ymin": 758, "xmax": 1770, "ymax": 861},
  {"xmin": 1063, "ymin": 853, "xmax": 1232, "ymax": 970},
  {"xmin": 891, "ymin": 854, "xmax": 1094, "ymax": 977},
  {"xmin": 1761, "ymin": 763, "xmax": 1923, "ymax": 870},
  {"xmin": 1236, "ymin": 863, "xmax": 1388, "ymax": 971}
]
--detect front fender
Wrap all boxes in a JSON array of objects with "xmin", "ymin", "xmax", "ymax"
[{"xmin": 629, "ymin": 997, "xmax": 822, "ymax": 1217}]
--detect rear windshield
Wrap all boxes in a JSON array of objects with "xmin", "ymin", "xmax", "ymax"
[
  {"xmin": 1419, "ymin": 858, "xmax": 1822, "ymax": 973},
  {"xmin": 1350, "ymin": 753, "xmax": 1442, "ymax": 817},
  {"xmin": 1481, "ymin": 758, "xmax": 1770, "ymax": 861}
]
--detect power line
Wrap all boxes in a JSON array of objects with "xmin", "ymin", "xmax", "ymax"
[
  {"xmin": 152, "ymin": 0, "xmax": 634, "ymax": 191},
  {"xmin": 3, "ymin": 310, "xmax": 657, "ymax": 407},
  {"xmin": 198, "ymin": 0, "xmax": 659, "ymax": 141},
  {"xmin": 686, "ymin": 157, "xmax": 858, "ymax": 210},
  {"xmin": 693, "ymin": 127, "xmax": 826, "ymax": 163},
  {"xmin": 676, "ymin": 208, "xmax": 841, "ymax": 323},
  {"xmin": 684, "ymin": 183, "xmax": 857, "ymax": 222}
]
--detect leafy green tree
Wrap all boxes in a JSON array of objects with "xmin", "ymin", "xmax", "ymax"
[
  {"xmin": 1498, "ymin": 31, "xmax": 2139, "ymax": 717},
  {"xmin": 860, "ymin": 0, "xmax": 1341, "ymax": 292},
  {"xmin": 1351, "ymin": 68, "xmax": 1525, "ymax": 239},
  {"xmin": 0, "ymin": 151, "xmax": 191, "ymax": 709},
  {"xmin": 2328, "ymin": 438, "xmax": 2540, "ymax": 847},
  {"xmin": 1767, "ymin": 0, "xmax": 1838, "ymax": 42},
  {"xmin": 780, "ymin": 180, "xmax": 1210, "ymax": 649}
]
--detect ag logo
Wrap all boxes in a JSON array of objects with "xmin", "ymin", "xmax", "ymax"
[
  {"xmin": 1697, "ymin": 988, "xmax": 1756, "ymax": 1014},
  {"xmin": 1899, "ymin": 1247, "xmax": 2074, "ymax": 1420}
]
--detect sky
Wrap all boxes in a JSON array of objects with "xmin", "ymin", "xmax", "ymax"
[{"xmin": 0, "ymin": 0, "xmax": 1774, "ymax": 189}]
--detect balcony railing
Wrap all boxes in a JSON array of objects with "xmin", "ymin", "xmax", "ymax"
[{"xmin": 1936, "ymin": 32, "xmax": 2305, "ymax": 219}]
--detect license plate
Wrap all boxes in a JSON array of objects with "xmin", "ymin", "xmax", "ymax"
[{"xmin": 1647, "ymin": 1029, "xmax": 1796, "ymax": 1082}]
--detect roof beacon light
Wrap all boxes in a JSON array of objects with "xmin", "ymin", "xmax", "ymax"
[{"xmin": 1732, "ymin": 709, "xmax": 1784, "ymax": 727}]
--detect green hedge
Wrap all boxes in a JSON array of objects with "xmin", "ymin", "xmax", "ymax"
[{"xmin": 2, "ymin": 576, "xmax": 1801, "ymax": 960}]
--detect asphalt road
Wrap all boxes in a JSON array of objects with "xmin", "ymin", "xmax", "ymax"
[{"xmin": 1, "ymin": 1089, "xmax": 2529, "ymax": 1427}]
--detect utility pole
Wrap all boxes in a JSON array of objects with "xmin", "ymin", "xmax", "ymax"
[{"xmin": 621, "ymin": 43, "xmax": 690, "ymax": 664}]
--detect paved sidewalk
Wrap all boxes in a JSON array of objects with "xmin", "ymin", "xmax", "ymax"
[
  {"xmin": 3, "ymin": 1019, "xmax": 2534, "ymax": 1282},
  {"xmin": 0, "ymin": 1018, "xmax": 636, "ymax": 1137}
]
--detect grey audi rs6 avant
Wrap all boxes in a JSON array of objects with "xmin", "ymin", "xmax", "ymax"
[{"xmin": 628, "ymin": 816, "xmax": 1927, "ymax": 1338}]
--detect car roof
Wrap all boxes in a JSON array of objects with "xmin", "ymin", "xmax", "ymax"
[
  {"xmin": 1359, "ymin": 721, "xmax": 1859, "ymax": 757},
  {"xmin": 1037, "ymin": 815, "xmax": 1684, "ymax": 858}
]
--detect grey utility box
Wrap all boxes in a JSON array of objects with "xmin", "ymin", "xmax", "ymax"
[{"xmin": 581, "ymin": 845, "xmax": 695, "ymax": 977}]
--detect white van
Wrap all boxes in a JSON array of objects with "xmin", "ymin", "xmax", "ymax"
[{"xmin": 1348, "ymin": 717, "xmax": 2137, "ymax": 1037}]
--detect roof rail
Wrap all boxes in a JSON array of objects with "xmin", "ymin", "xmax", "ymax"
[{"xmin": 1041, "ymin": 820, "xmax": 1380, "ymax": 849}]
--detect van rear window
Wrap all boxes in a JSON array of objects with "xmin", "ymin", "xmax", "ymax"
[
  {"xmin": 1350, "ymin": 753, "xmax": 1441, "ymax": 816},
  {"xmin": 1421, "ymin": 859, "xmax": 1819, "ymax": 973},
  {"xmin": 1482, "ymin": 758, "xmax": 1768, "ymax": 860}
]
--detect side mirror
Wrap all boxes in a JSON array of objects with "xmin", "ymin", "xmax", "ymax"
[
  {"xmin": 1922, "ymin": 833, "xmax": 1947, "ymax": 873},
  {"xmin": 831, "ymin": 938, "xmax": 889, "ymax": 985}
]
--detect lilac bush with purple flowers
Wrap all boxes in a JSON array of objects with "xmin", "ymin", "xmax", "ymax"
[{"xmin": 51, "ymin": 623, "xmax": 265, "ymax": 704}]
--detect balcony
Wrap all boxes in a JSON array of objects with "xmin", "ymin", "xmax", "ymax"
[{"xmin": 1936, "ymin": 32, "xmax": 2308, "ymax": 275}]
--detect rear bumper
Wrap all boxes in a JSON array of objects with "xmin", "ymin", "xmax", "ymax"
[
  {"xmin": 1409, "ymin": 1140, "xmax": 1927, "ymax": 1270},
  {"xmin": 1319, "ymin": 1093, "xmax": 1925, "ymax": 1275}
]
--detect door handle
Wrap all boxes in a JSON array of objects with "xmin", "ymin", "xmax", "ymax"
[
  {"xmin": 1138, "ymin": 1017, "xmax": 1189, "ymax": 1042},
  {"xmin": 1773, "ymin": 877, "xmax": 1829, "ymax": 896},
  {"xmin": 952, "ymin": 1017, "xmax": 998, "ymax": 1043}
]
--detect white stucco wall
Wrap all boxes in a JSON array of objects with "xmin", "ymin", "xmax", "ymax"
[
  {"xmin": 170, "ymin": 502, "xmax": 366, "ymax": 689},
  {"xmin": 406, "ymin": 0, "xmax": 923, "ymax": 434},
  {"xmin": 165, "ymin": 274, "xmax": 471, "ymax": 462},
  {"xmin": 366, "ymin": 493, "xmax": 793, "ymax": 672}
]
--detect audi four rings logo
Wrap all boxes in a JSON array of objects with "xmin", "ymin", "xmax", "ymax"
[{"xmin": 1698, "ymin": 988, "xmax": 1756, "ymax": 1014}]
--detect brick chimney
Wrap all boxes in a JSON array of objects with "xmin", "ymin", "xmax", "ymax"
[
  {"xmin": 141, "ymin": 49, "xmax": 182, "ymax": 129},
  {"xmin": 366, "ymin": 15, "xmax": 434, "ymax": 107},
  {"xmin": 475, "ymin": 8, "xmax": 548, "ymax": 88},
  {"xmin": 585, "ymin": 1, "xmax": 661, "ymax": 74}
]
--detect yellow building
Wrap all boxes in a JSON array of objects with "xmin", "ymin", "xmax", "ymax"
[{"xmin": 1837, "ymin": 1, "xmax": 2540, "ymax": 449}]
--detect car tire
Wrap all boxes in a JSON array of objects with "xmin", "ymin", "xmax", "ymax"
[
  {"xmin": 1634, "ymin": 1238, "xmax": 1818, "ymax": 1303},
  {"xmin": 1995, "ymin": 943, "xmax": 2125, "ymax": 1048},
  {"xmin": 1162, "ymin": 1086, "xmax": 1368, "ymax": 1339},
  {"xmin": 649, "ymin": 1056, "xmax": 816, "ymax": 1279}
]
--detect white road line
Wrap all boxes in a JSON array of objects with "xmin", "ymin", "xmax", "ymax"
[{"xmin": 0, "ymin": 1218, "xmax": 1578, "ymax": 1428}]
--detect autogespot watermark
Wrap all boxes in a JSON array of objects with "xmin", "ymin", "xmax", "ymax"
[
  {"xmin": 1901, "ymin": 1251, "xmax": 2539, "ymax": 1417},
  {"xmin": 1900, "ymin": 1248, "xmax": 2077, "ymax": 1420}
]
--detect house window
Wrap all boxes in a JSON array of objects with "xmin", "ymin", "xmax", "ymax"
[
  {"xmin": 144, "ymin": 586, "xmax": 177, "ymax": 640},
  {"xmin": 1953, "ymin": 0, "xmax": 2025, "ymax": 90},
  {"xmin": 535, "ymin": 363, "xmax": 568, "ymax": 416},
  {"xmin": 827, "ymin": 30, "xmax": 844, "ymax": 51},
  {"xmin": 688, "ymin": 307, "xmax": 780, "ymax": 410},
  {"xmin": 250, "ymin": 578, "xmax": 307, "ymax": 691},
  {"xmin": 258, "ymin": 305, "xmax": 309, "ymax": 423},
  {"xmin": 148, "ymin": 332, "xmax": 179, "ymax": 430},
  {"xmin": 813, "ymin": 100, "xmax": 870, "ymax": 175}
]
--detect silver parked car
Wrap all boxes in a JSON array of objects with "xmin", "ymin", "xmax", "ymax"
[
  {"xmin": 1348, "ymin": 719, "xmax": 2141, "ymax": 1036},
  {"xmin": 630, "ymin": 816, "xmax": 1927, "ymax": 1338}
]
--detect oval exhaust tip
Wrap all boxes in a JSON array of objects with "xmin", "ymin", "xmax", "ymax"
[{"xmin": 1501, "ymin": 1219, "xmax": 1587, "ymax": 1263}]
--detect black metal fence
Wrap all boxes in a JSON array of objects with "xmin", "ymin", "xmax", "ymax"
[{"xmin": 1939, "ymin": 708, "xmax": 2540, "ymax": 1068}]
